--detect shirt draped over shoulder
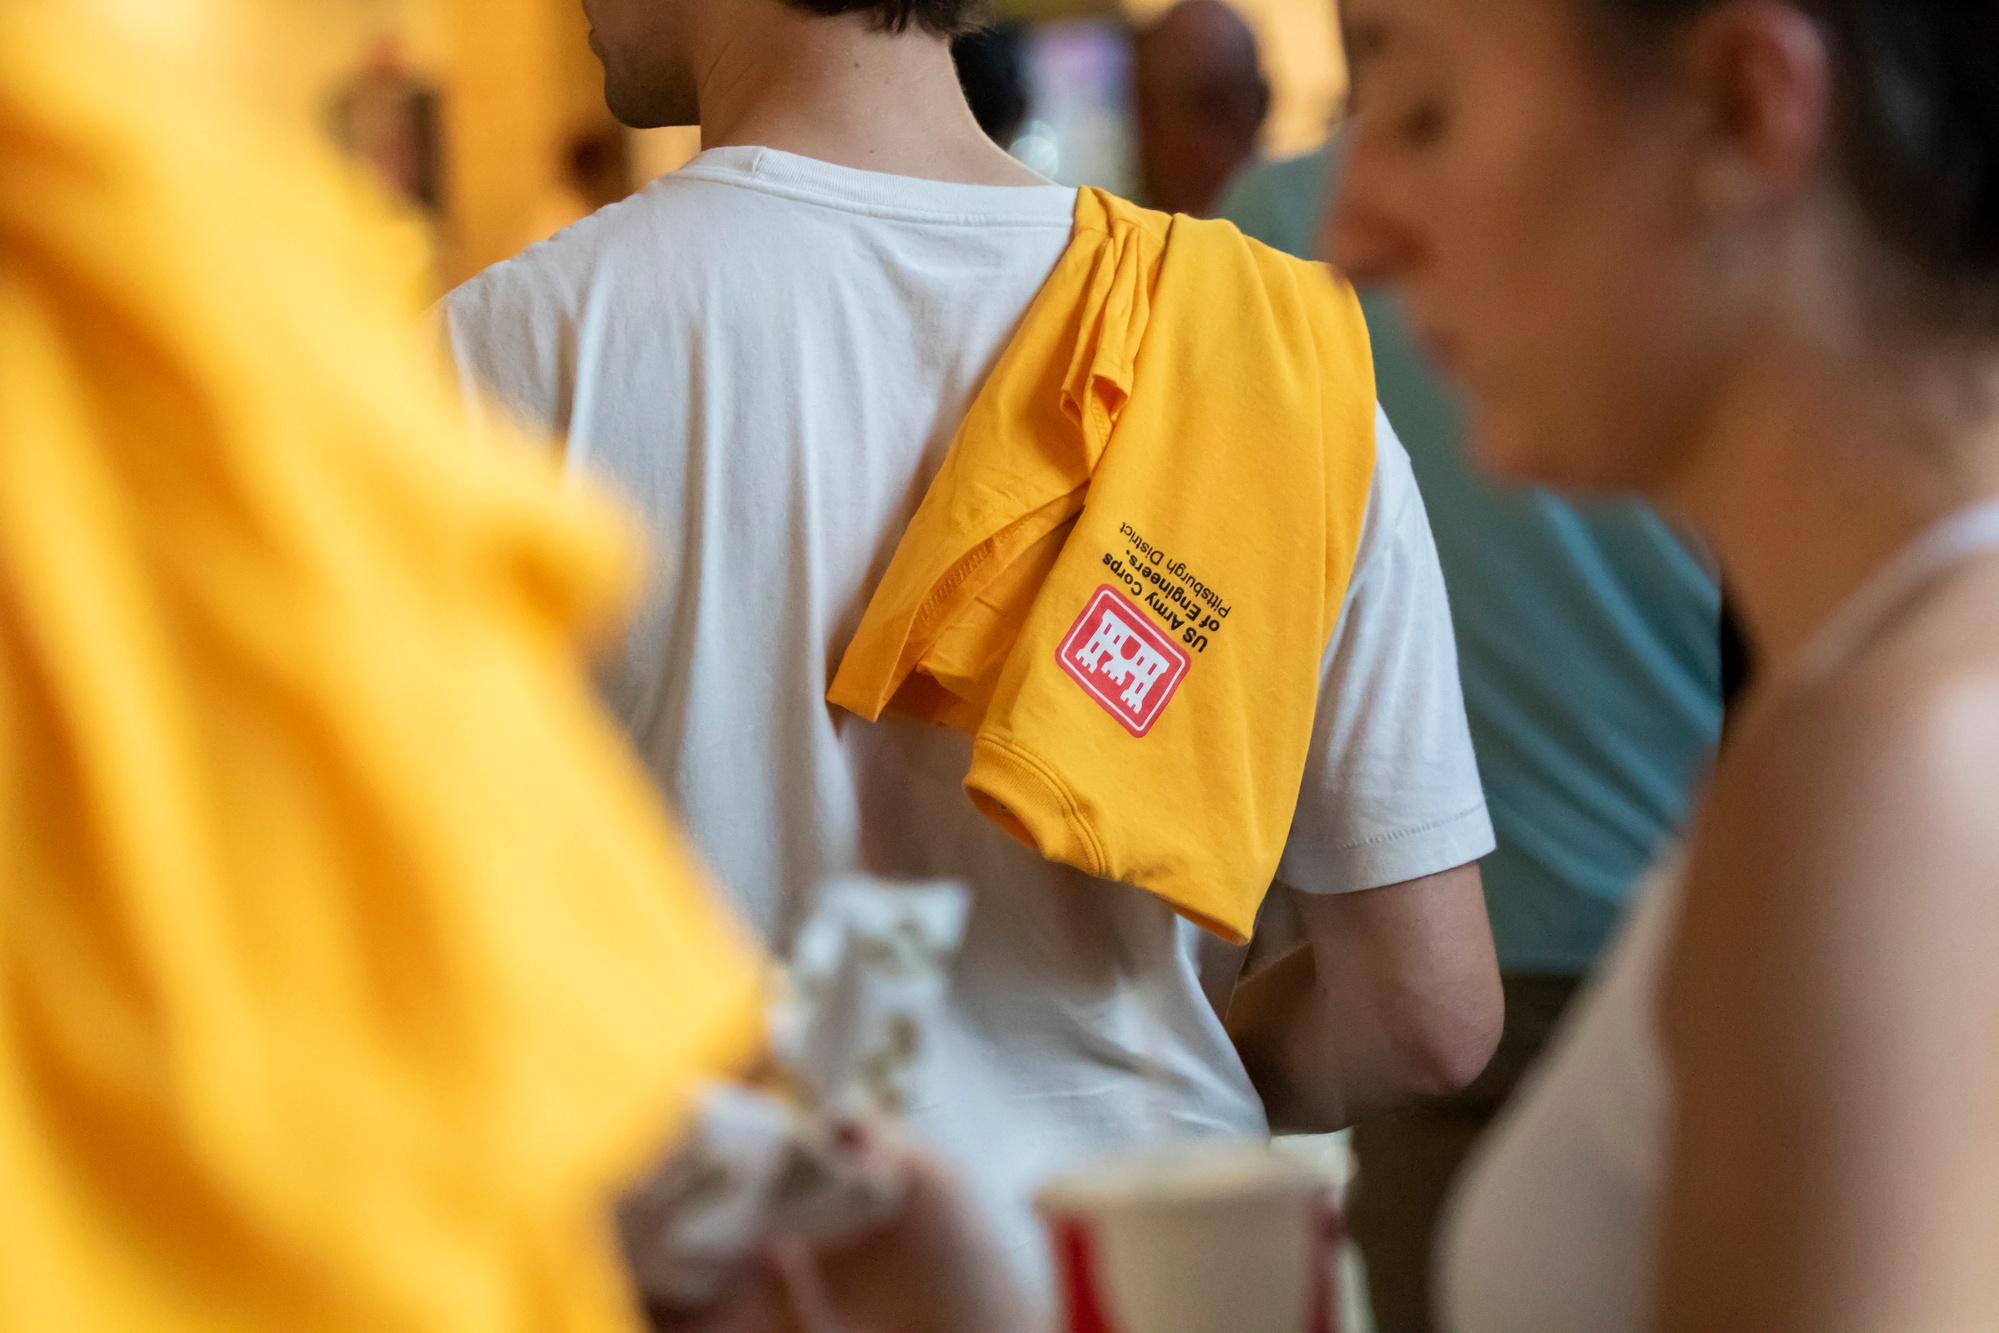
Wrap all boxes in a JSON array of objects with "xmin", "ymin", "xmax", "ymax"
[{"xmin": 830, "ymin": 189, "xmax": 1381, "ymax": 945}]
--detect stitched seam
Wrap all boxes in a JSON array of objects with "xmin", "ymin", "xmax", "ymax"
[
  {"xmin": 1309, "ymin": 801, "xmax": 1490, "ymax": 857},
  {"xmin": 915, "ymin": 537, "xmax": 1003, "ymax": 627},
  {"xmin": 979, "ymin": 734, "xmax": 1108, "ymax": 875}
]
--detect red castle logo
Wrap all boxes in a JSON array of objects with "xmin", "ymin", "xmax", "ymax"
[{"xmin": 1057, "ymin": 586, "xmax": 1191, "ymax": 737}]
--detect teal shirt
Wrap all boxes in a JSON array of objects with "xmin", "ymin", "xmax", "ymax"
[{"xmin": 1221, "ymin": 147, "xmax": 1722, "ymax": 974}]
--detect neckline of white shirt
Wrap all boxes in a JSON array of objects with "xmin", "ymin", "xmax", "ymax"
[{"xmin": 669, "ymin": 144, "xmax": 1078, "ymax": 227}]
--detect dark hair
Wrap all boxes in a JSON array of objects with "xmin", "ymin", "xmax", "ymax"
[
  {"xmin": 1604, "ymin": 0, "xmax": 1999, "ymax": 331},
  {"xmin": 953, "ymin": 22, "xmax": 1031, "ymax": 147},
  {"xmin": 782, "ymin": 0, "xmax": 993, "ymax": 37}
]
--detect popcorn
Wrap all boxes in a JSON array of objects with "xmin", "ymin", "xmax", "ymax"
[{"xmin": 619, "ymin": 877, "xmax": 970, "ymax": 1313}]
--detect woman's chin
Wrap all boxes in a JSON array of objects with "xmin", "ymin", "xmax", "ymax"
[
  {"xmin": 1466, "ymin": 416, "xmax": 1572, "ymax": 491},
  {"xmin": 1465, "ymin": 405, "xmax": 1667, "ymax": 497}
]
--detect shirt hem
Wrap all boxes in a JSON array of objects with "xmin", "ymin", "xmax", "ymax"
[
  {"xmin": 965, "ymin": 734, "xmax": 1255, "ymax": 945},
  {"xmin": 964, "ymin": 734, "xmax": 1109, "ymax": 877},
  {"xmin": 1279, "ymin": 803, "xmax": 1496, "ymax": 895}
]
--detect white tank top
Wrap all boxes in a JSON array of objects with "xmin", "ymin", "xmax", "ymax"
[{"xmin": 1439, "ymin": 502, "xmax": 1999, "ymax": 1331}]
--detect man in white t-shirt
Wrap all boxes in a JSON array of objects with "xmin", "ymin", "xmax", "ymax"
[{"xmin": 443, "ymin": 0, "xmax": 1503, "ymax": 1298}]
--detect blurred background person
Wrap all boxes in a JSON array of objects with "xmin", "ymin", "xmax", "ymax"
[
  {"xmin": 1223, "ymin": 129, "xmax": 1724, "ymax": 1332},
  {"xmin": 566, "ymin": 123, "xmax": 636, "ymax": 212},
  {"xmin": 1334, "ymin": 0, "xmax": 1999, "ymax": 1328},
  {"xmin": 533, "ymin": 122, "xmax": 639, "ymax": 238},
  {"xmin": 953, "ymin": 21, "xmax": 1032, "ymax": 151},
  {"xmin": 1132, "ymin": 0, "xmax": 1271, "ymax": 216},
  {"xmin": 328, "ymin": 37, "xmax": 446, "ymax": 215}
]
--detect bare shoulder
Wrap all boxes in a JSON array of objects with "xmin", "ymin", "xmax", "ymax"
[
  {"xmin": 1703, "ymin": 559, "xmax": 1999, "ymax": 887},
  {"xmin": 1665, "ymin": 556, "xmax": 1999, "ymax": 1068},
  {"xmin": 1653, "ymin": 562, "xmax": 1999, "ymax": 1329}
]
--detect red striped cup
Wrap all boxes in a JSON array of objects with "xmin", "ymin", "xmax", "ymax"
[{"xmin": 1037, "ymin": 1141, "xmax": 1343, "ymax": 1333}]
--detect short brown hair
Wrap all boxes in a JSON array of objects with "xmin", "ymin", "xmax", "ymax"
[{"xmin": 781, "ymin": 0, "xmax": 993, "ymax": 37}]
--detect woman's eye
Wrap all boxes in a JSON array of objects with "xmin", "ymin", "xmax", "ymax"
[{"xmin": 1400, "ymin": 99, "xmax": 1449, "ymax": 149}]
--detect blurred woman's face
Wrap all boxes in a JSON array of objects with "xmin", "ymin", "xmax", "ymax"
[{"xmin": 1330, "ymin": 0, "xmax": 1740, "ymax": 494}]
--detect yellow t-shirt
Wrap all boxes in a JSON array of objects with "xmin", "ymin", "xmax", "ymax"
[
  {"xmin": 830, "ymin": 189, "xmax": 1377, "ymax": 945},
  {"xmin": 0, "ymin": 5, "xmax": 761, "ymax": 1328}
]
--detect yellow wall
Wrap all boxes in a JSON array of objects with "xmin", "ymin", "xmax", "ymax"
[
  {"xmin": 632, "ymin": 127, "xmax": 707, "ymax": 188},
  {"xmin": 146, "ymin": 0, "xmax": 561, "ymax": 285},
  {"xmin": 199, "ymin": 0, "xmax": 610, "ymax": 285},
  {"xmin": 82, "ymin": 0, "xmax": 447, "ymax": 128},
  {"xmin": 193, "ymin": 0, "xmax": 1337, "ymax": 286},
  {"xmin": 439, "ymin": 0, "xmax": 569, "ymax": 282},
  {"xmin": 439, "ymin": 0, "xmax": 668, "ymax": 281}
]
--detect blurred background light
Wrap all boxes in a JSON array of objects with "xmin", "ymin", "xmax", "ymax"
[{"xmin": 1020, "ymin": 20, "xmax": 1138, "ymax": 195}]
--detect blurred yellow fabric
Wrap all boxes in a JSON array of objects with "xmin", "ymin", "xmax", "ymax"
[{"xmin": 0, "ymin": 3, "xmax": 763, "ymax": 1330}]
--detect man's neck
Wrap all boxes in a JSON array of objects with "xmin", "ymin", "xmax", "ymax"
[{"xmin": 689, "ymin": 1, "xmax": 1044, "ymax": 187}]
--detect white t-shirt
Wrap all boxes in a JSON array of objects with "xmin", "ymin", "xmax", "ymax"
[{"xmin": 443, "ymin": 145, "xmax": 1494, "ymax": 1292}]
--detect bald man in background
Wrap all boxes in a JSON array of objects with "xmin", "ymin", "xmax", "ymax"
[{"xmin": 1131, "ymin": 0, "xmax": 1269, "ymax": 217}]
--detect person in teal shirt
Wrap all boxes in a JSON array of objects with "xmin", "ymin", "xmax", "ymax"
[{"xmin": 1222, "ymin": 143, "xmax": 1723, "ymax": 1332}]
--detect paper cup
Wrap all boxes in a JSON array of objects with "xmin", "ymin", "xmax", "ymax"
[{"xmin": 1037, "ymin": 1140, "xmax": 1343, "ymax": 1333}]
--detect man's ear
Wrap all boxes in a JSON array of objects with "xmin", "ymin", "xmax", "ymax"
[{"xmin": 1678, "ymin": 1, "xmax": 1833, "ymax": 223}]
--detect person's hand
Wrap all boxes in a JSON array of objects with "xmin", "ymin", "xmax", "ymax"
[{"xmin": 649, "ymin": 1123, "xmax": 1032, "ymax": 1333}]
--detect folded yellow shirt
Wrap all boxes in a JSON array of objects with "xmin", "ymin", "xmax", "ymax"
[
  {"xmin": 829, "ymin": 189, "xmax": 1377, "ymax": 945},
  {"xmin": 0, "ymin": 6, "xmax": 760, "ymax": 1329}
]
